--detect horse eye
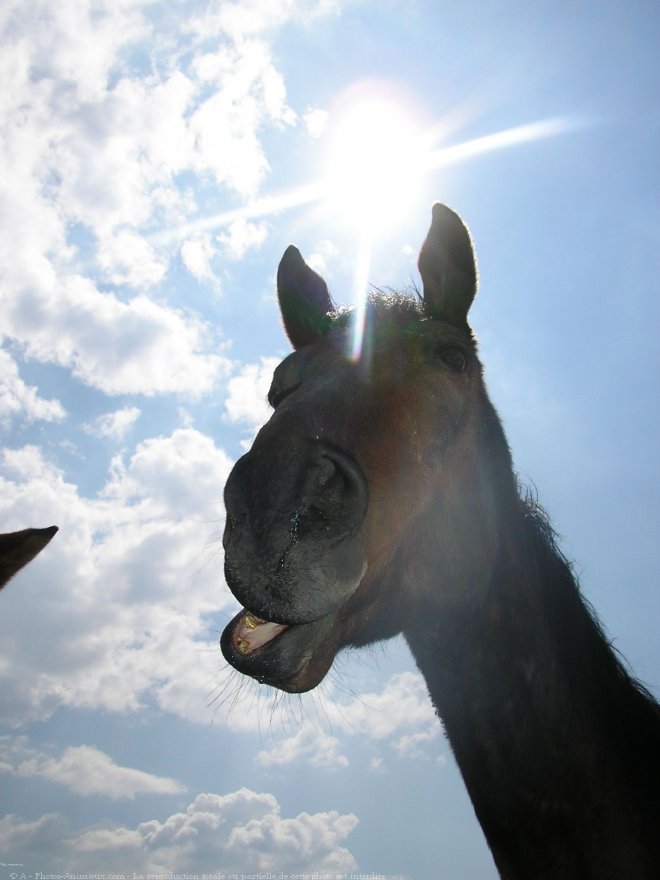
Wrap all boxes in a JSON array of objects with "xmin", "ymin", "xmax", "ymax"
[
  {"xmin": 439, "ymin": 347, "xmax": 467, "ymax": 372},
  {"xmin": 268, "ymin": 382, "xmax": 301, "ymax": 409}
]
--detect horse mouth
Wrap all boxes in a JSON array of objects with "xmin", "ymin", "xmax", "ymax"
[
  {"xmin": 231, "ymin": 610, "xmax": 289, "ymax": 655},
  {"xmin": 220, "ymin": 607, "xmax": 337, "ymax": 693}
]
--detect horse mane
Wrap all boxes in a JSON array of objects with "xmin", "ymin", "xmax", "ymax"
[{"xmin": 518, "ymin": 490, "xmax": 660, "ymax": 716}]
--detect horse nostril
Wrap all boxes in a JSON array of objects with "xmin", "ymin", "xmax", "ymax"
[
  {"xmin": 312, "ymin": 466, "xmax": 346, "ymax": 513},
  {"xmin": 305, "ymin": 446, "xmax": 369, "ymax": 538},
  {"xmin": 285, "ymin": 448, "xmax": 367, "ymax": 545}
]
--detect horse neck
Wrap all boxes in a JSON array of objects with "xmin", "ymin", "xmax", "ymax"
[{"xmin": 403, "ymin": 467, "xmax": 660, "ymax": 879}]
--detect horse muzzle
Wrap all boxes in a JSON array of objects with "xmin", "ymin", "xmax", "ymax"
[{"xmin": 222, "ymin": 438, "xmax": 369, "ymax": 625}]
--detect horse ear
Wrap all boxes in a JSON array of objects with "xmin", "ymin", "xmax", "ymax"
[
  {"xmin": 277, "ymin": 245, "xmax": 333, "ymax": 348},
  {"xmin": 0, "ymin": 525, "xmax": 58, "ymax": 591},
  {"xmin": 418, "ymin": 203, "xmax": 477, "ymax": 326}
]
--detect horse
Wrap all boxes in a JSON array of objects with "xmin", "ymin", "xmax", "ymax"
[{"xmin": 221, "ymin": 203, "xmax": 660, "ymax": 878}]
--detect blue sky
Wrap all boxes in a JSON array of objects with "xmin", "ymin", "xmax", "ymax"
[{"xmin": 1, "ymin": 1, "xmax": 658, "ymax": 877}]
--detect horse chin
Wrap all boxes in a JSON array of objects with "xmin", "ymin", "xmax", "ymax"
[{"xmin": 220, "ymin": 607, "xmax": 339, "ymax": 693}]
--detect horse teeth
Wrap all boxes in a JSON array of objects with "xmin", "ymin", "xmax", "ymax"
[
  {"xmin": 244, "ymin": 613, "xmax": 261, "ymax": 629},
  {"xmin": 236, "ymin": 639, "xmax": 251, "ymax": 655}
]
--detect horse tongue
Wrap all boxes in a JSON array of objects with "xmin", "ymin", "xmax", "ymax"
[{"xmin": 234, "ymin": 611, "xmax": 288, "ymax": 655}]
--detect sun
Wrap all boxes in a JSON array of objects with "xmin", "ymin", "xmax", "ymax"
[
  {"xmin": 322, "ymin": 83, "xmax": 432, "ymax": 236},
  {"xmin": 153, "ymin": 80, "xmax": 571, "ymax": 280}
]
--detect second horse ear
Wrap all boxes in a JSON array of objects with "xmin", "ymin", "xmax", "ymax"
[
  {"xmin": 418, "ymin": 203, "xmax": 478, "ymax": 327},
  {"xmin": 0, "ymin": 525, "xmax": 58, "ymax": 591},
  {"xmin": 277, "ymin": 245, "xmax": 334, "ymax": 349}
]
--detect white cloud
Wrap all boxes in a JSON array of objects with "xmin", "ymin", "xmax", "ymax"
[
  {"xmin": 102, "ymin": 428, "xmax": 233, "ymax": 516},
  {"xmin": 0, "ymin": 0, "xmax": 308, "ymax": 398},
  {"xmin": 180, "ymin": 235, "xmax": 218, "ymax": 284},
  {"xmin": 257, "ymin": 727, "xmax": 349, "ymax": 769},
  {"xmin": 84, "ymin": 406, "xmax": 141, "ymax": 440},
  {"xmin": 187, "ymin": 38, "xmax": 295, "ymax": 195},
  {"xmin": 393, "ymin": 730, "xmax": 444, "ymax": 761},
  {"xmin": 203, "ymin": 0, "xmax": 295, "ymax": 40},
  {"xmin": 223, "ymin": 356, "xmax": 280, "ymax": 431},
  {"xmin": 3, "ymin": 279, "xmax": 229, "ymax": 397},
  {"xmin": 197, "ymin": 0, "xmax": 345, "ymax": 42},
  {"xmin": 0, "ymin": 347, "xmax": 66, "ymax": 429},
  {"xmin": 307, "ymin": 239, "xmax": 338, "ymax": 276},
  {"xmin": 45, "ymin": 70, "xmax": 197, "ymax": 236},
  {"xmin": 0, "ymin": 788, "xmax": 358, "ymax": 873},
  {"xmin": 304, "ymin": 107, "xmax": 329, "ymax": 138},
  {"xmin": 0, "ymin": 429, "xmax": 444, "ymax": 773},
  {"xmin": 219, "ymin": 218, "xmax": 268, "ymax": 260},
  {"xmin": 0, "ymin": 431, "xmax": 441, "ymax": 767},
  {"xmin": 1, "ymin": 738, "xmax": 185, "ymax": 800},
  {"xmin": 0, "ymin": 430, "xmax": 234, "ymax": 725},
  {"xmin": 331, "ymin": 671, "xmax": 438, "ymax": 741},
  {"xmin": 255, "ymin": 672, "xmax": 440, "ymax": 769},
  {"xmin": 97, "ymin": 230, "xmax": 168, "ymax": 288},
  {"xmin": 0, "ymin": 1, "xmax": 147, "ymax": 110}
]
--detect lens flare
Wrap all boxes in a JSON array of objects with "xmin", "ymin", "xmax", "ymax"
[{"xmin": 349, "ymin": 233, "xmax": 373, "ymax": 362}]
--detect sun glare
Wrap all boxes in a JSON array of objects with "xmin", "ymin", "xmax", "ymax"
[
  {"xmin": 152, "ymin": 79, "xmax": 572, "ymax": 253},
  {"xmin": 151, "ymin": 85, "xmax": 572, "ymax": 364},
  {"xmin": 317, "ymin": 84, "xmax": 435, "ymax": 361},
  {"xmin": 323, "ymin": 92, "xmax": 431, "ymax": 236}
]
